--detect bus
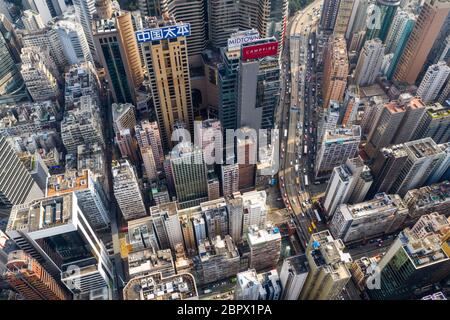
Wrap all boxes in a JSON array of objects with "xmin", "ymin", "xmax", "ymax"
[
  {"xmin": 304, "ymin": 175, "xmax": 309, "ymax": 186},
  {"xmin": 284, "ymin": 129, "xmax": 288, "ymax": 138},
  {"xmin": 314, "ymin": 209, "xmax": 322, "ymax": 222},
  {"xmin": 304, "ymin": 145, "xmax": 308, "ymax": 155}
]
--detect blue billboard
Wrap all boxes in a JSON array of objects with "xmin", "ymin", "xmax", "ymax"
[{"xmin": 136, "ymin": 23, "xmax": 191, "ymax": 44}]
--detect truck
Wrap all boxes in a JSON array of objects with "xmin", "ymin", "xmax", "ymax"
[
  {"xmin": 304, "ymin": 145, "xmax": 308, "ymax": 155},
  {"xmin": 284, "ymin": 129, "xmax": 288, "ymax": 138},
  {"xmin": 295, "ymin": 164, "xmax": 299, "ymax": 172},
  {"xmin": 304, "ymin": 175, "xmax": 309, "ymax": 186}
]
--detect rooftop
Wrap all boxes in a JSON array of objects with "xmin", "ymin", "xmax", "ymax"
[
  {"xmin": 405, "ymin": 138, "xmax": 442, "ymax": 159},
  {"xmin": 404, "ymin": 181, "xmax": 450, "ymax": 209},
  {"xmin": 46, "ymin": 170, "xmax": 91, "ymax": 197},
  {"xmin": 345, "ymin": 193, "xmax": 406, "ymax": 217},
  {"xmin": 247, "ymin": 225, "xmax": 281, "ymax": 246},
  {"xmin": 283, "ymin": 254, "xmax": 309, "ymax": 275}
]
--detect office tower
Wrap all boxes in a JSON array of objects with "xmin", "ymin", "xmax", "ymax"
[
  {"xmin": 368, "ymin": 213, "xmax": 450, "ymax": 300},
  {"xmin": 115, "ymin": 129, "xmax": 139, "ymax": 164},
  {"xmin": 221, "ymin": 164, "xmax": 240, "ymax": 196},
  {"xmin": 368, "ymin": 144, "xmax": 409, "ymax": 197},
  {"xmin": 384, "ymin": 9, "xmax": 415, "ymax": 79},
  {"xmin": 7, "ymin": 193, "xmax": 114, "ymax": 299},
  {"xmin": 22, "ymin": 10, "xmax": 45, "ymax": 31},
  {"xmin": 160, "ymin": 0, "xmax": 207, "ymax": 58},
  {"xmin": 46, "ymin": 170, "xmax": 110, "ymax": 231},
  {"xmin": 280, "ymin": 255, "xmax": 309, "ymax": 300},
  {"xmin": 322, "ymin": 37, "xmax": 349, "ymax": 108},
  {"xmin": 207, "ymin": 0, "xmax": 269, "ymax": 48},
  {"xmin": 72, "ymin": 0, "xmax": 97, "ymax": 61},
  {"xmin": 318, "ymin": 101, "xmax": 340, "ymax": 143},
  {"xmin": 61, "ymin": 96, "xmax": 104, "ymax": 154},
  {"xmin": 135, "ymin": 120, "xmax": 164, "ymax": 170},
  {"xmin": 23, "ymin": 0, "xmax": 67, "ymax": 24},
  {"xmin": 330, "ymin": 193, "xmax": 408, "ymax": 243},
  {"xmin": 194, "ymin": 235, "xmax": 240, "ymax": 285},
  {"xmin": 237, "ymin": 38, "xmax": 280, "ymax": 131},
  {"xmin": 241, "ymin": 190, "xmax": 268, "ymax": 234},
  {"xmin": 300, "ymin": 231, "xmax": 352, "ymax": 300},
  {"xmin": 123, "ymin": 272, "xmax": 198, "ymax": 300},
  {"xmin": 334, "ymin": 0, "xmax": 355, "ymax": 35},
  {"xmin": 365, "ymin": 0, "xmax": 400, "ymax": 42},
  {"xmin": 52, "ymin": 14, "xmax": 93, "ymax": 65},
  {"xmin": 393, "ymin": 0, "xmax": 450, "ymax": 84},
  {"xmin": 236, "ymin": 129, "xmax": 257, "ymax": 190},
  {"xmin": 321, "ymin": 0, "xmax": 341, "ymax": 31},
  {"xmin": 141, "ymin": 147, "xmax": 157, "ymax": 181},
  {"xmin": 353, "ymin": 38, "xmax": 385, "ymax": 86},
  {"xmin": 139, "ymin": 16, "xmax": 193, "ymax": 150},
  {"xmin": 201, "ymin": 198, "xmax": 229, "ymax": 239},
  {"xmin": 127, "ymin": 216, "xmax": 159, "ymax": 252},
  {"xmin": 112, "ymin": 103, "xmax": 137, "ymax": 134},
  {"xmin": 139, "ymin": 0, "xmax": 161, "ymax": 16},
  {"xmin": 4, "ymin": 250, "xmax": 70, "ymax": 300},
  {"xmin": 64, "ymin": 62, "xmax": 100, "ymax": 108},
  {"xmin": 413, "ymin": 103, "xmax": 450, "ymax": 144},
  {"xmin": 192, "ymin": 214, "xmax": 207, "ymax": 247},
  {"xmin": 403, "ymin": 181, "xmax": 450, "ymax": 220},
  {"xmin": 258, "ymin": 269, "xmax": 282, "ymax": 300},
  {"xmin": 247, "ymin": 225, "xmax": 281, "ymax": 271},
  {"xmin": 417, "ymin": 62, "xmax": 450, "ymax": 103},
  {"xmin": 234, "ymin": 269, "xmax": 261, "ymax": 300},
  {"xmin": 365, "ymin": 95, "xmax": 426, "ymax": 159},
  {"xmin": 170, "ymin": 146, "xmax": 208, "ymax": 208},
  {"xmin": 20, "ymin": 46, "xmax": 59, "ymax": 102},
  {"xmin": 0, "ymin": 135, "xmax": 44, "ymax": 216},
  {"xmin": 346, "ymin": 0, "xmax": 370, "ymax": 40},
  {"xmin": 224, "ymin": 193, "xmax": 243, "ymax": 244},
  {"xmin": 93, "ymin": 10, "xmax": 143, "ymax": 104},
  {"xmin": 112, "ymin": 159, "xmax": 147, "ymax": 220},
  {"xmin": 150, "ymin": 202, "xmax": 183, "ymax": 251},
  {"xmin": 266, "ymin": 0, "xmax": 288, "ymax": 53},
  {"xmin": 323, "ymin": 157, "xmax": 373, "ymax": 217},
  {"xmin": 427, "ymin": 142, "xmax": 450, "ymax": 183},
  {"xmin": 389, "ymin": 138, "xmax": 447, "ymax": 196},
  {"xmin": 315, "ymin": 126, "xmax": 361, "ymax": 179}
]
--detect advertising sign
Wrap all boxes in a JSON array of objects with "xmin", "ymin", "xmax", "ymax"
[
  {"xmin": 242, "ymin": 42, "xmax": 279, "ymax": 60},
  {"xmin": 136, "ymin": 23, "xmax": 191, "ymax": 44},
  {"xmin": 227, "ymin": 31, "xmax": 260, "ymax": 49}
]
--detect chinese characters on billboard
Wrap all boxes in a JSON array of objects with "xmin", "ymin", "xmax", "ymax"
[
  {"xmin": 136, "ymin": 23, "xmax": 191, "ymax": 43},
  {"xmin": 242, "ymin": 42, "xmax": 279, "ymax": 60}
]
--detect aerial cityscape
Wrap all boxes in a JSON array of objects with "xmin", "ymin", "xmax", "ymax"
[{"xmin": 0, "ymin": 0, "xmax": 450, "ymax": 302}]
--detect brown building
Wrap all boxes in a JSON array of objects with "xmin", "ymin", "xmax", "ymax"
[
  {"xmin": 393, "ymin": 0, "xmax": 450, "ymax": 84},
  {"xmin": 237, "ymin": 132, "xmax": 256, "ymax": 191},
  {"xmin": 4, "ymin": 250, "xmax": 70, "ymax": 300},
  {"xmin": 322, "ymin": 36, "xmax": 349, "ymax": 108}
]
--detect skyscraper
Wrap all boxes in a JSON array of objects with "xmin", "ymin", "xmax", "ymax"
[
  {"xmin": 320, "ymin": 0, "xmax": 341, "ymax": 31},
  {"xmin": 139, "ymin": 16, "xmax": 194, "ymax": 150},
  {"xmin": 365, "ymin": 0, "xmax": 400, "ymax": 42},
  {"xmin": 150, "ymin": 202, "xmax": 183, "ymax": 251},
  {"xmin": 333, "ymin": 0, "xmax": 355, "ymax": 36},
  {"xmin": 393, "ymin": 0, "xmax": 450, "ymax": 84},
  {"xmin": 247, "ymin": 224, "xmax": 281, "ymax": 271},
  {"xmin": 416, "ymin": 61, "xmax": 450, "ymax": 103},
  {"xmin": 22, "ymin": 10, "xmax": 45, "ymax": 31},
  {"xmin": 352, "ymin": 38, "xmax": 385, "ymax": 86},
  {"xmin": 226, "ymin": 192, "xmax": 244, "ymax": 244},
  {"xmin": 234, "ymin": 269, "xmax": 261, "ymax": 300},
  {"xmin": 135, "ymin": 120, "xmax": 164, "ymax": 170},
  {"xmin": 413, "ymin": 103, "xmax": 450, "ymax": 144},
  {"xmin": 221, "ymin": 164, "xmax": 240, "ymax": 196},
  {"xmin": 72, "ymin": 0, "xmax": 97, "ymax": 61},
  {"xmin": 279, "ymin": 255, "xmax": 309, "ymax": 300},
  {"xmin": 322, "ymin": 37, "xmax": 349, "ymax": 108},
  {"xmin": 112, "ymin": 159, "xmax": 147, "ymax": 220}
]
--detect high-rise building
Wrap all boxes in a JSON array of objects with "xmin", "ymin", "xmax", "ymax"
[
  {"xmin": 64, "ymin": 62, "xmax": 100, "ymax": 108},
  {"xmin": 330, "ymin": 193, "xmax": 408, "ymax": 243},
  {"xmin": 201, "ymin": 198, "xmax": 229, "ymax": 239},
  {"xmin": 299, "ymin": 230, "xmax": 352, "ymax": 300},
  {"xmin": 280, "ymin": 255, "xmax": 309, "ymax": 300},
  {"xmin": 247, "ymin": 224, "xmax": 281, "ymax": 271},
  {"xmin": 4, "ymin": 250, "xmax": 70, "ymax": 300},
  {"xmin": 315, "ymin": 126, "xmax": 361, "ymax": 179},
  {"xmin": 234, "ymin": 269, "xmax": 261, "ymax": 300},
  {"xmin": 22, "ymin": 10, "xmax": 45, "ymax": 31},
  {"xmin": 72, "ymin": 0, "xmax": 98, "ymax": 61},
  {"xmin": 346, "ymin": 0, "xmax": 370, "ymax": 45},
  {"xmin": 6, "ymin": 193, "xmax": 114, "ymax": 299},
  {"xmin": 23, "ymin": 0, "xmax": 67, "ymax": 24},
  {"xmin": 352, "ymin": 38, "xmax": 385, "ymax": 86},
  {"xmin": 368, "ymin": 213, "xmax": 450, "ymax": 300},
  {"xmin": 258, "ymin": 269, "xmax": 282, "ymax": 300},
  {"xmin": 126, "ymin": 248, "xmax": 175, "ymax": 278},
  {"xmin": 0, "ymin": 135, "xmax": 44, "ymax": 216},
  {"xmin": 236, "ymin": 129, "xmax": 257, "ymax": 190},
  {"xmin": 226, "ymin": 192, "xmax": 244, "ymax": 244},
  {"xmin": 320, "ymin": 0, "xmax": 341, "ymax": 31},
  {"xmin": 150, "ymin": 202, "xmax": 183, "ymax": 251},
  {"xmin": 393, "ymin": 0, "xmax": 450, "ymax": 84},
  {"xmin": 93, "ymin": 10, "xmax": 143, "ymax": 104},
  {"xmin": 160, "ymin": 0, "xmax": 207, "ymax": 59},
  {"xmin": 365, "ymin": 0, "xmax": 400, "ymax": 42},
  {"xmin": 139, "ymin": 16, "xmax": 194, "ymax": 150},
  {"xmin": 135, "ymin": 120, "xmax": 164, "ymax": 170},
  {"xmin": 46, "ymin": 169, "xmax": 110, "ymax": 231},
  {"xmin": 115, "ymin": 128, "xmax": 140, "ymax": 165},
  {"xmin": 365, "ymin": 95, "xmax": 426, "ymax": 159},
  {"xmin": 170, "ymin": 146, "xmax": 208, "ymax": 208},
  {"xmin": 323, "ymin": 157, "xmax": 373, "ymax": 217},
  {"xmin": 141, "ymin": 146, "xmax": 157, "ymax": 181},
  {"xmin": 413, "ymin": 103, "xmax": 450, "ymax": 144},
  {"xmin": 417, "ymin": 61, "xmax": 450, "ymax": 103},
  {"xmin": 20, "ymin": 46, "xmax": 60, "ymax": 102},
  {"xmin": 322, "ymin": 37, "xmax": 349, "ymax": 108},
  {"xmin": 221, "ymin": 164, "xmax": 240, "ymax": 196},
  {"xmin": 384, "ymin": 9, "xmax": 415, "ymax": 79},
  {"xmin": 138, "ymin": 0, "xmax": 161, "ymax": 17},
  {"xmin": 61, "ymin": 96, "xmax": 105, "ymax": 154},
  {"xmin": 127, "ymin": 216, "xmax": 159, "ymax": 252},
  {"xmin": 241, "ymin": 190, "xmax": 268, "ymax": 234},
  {"xmin": 112, "ymin": 159, "xmax": 147, "ymax": 220},
  {"xmin": 333, "ymin": 0, "xmax": 355, "ymax": 35}
]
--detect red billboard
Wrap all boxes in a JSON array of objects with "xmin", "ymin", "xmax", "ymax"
[{"xmin": 242, "ymin": 42, "xmax": 279, "ymax": 60}]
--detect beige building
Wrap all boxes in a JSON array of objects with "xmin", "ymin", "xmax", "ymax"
[
  {"xmin": 322, "ymin": 36, "xmax": 349, "ymax": 108},
  {"xmin": 393, "ymin": 0, "xmax": 450, "ymax": 84},
  {"xmin": 140, "ymin": 16, "xmax": 194, "ymax": 150},
  {"xmin": 333, "ymin": 0, "xmax": 355, "ymax": 35}
]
